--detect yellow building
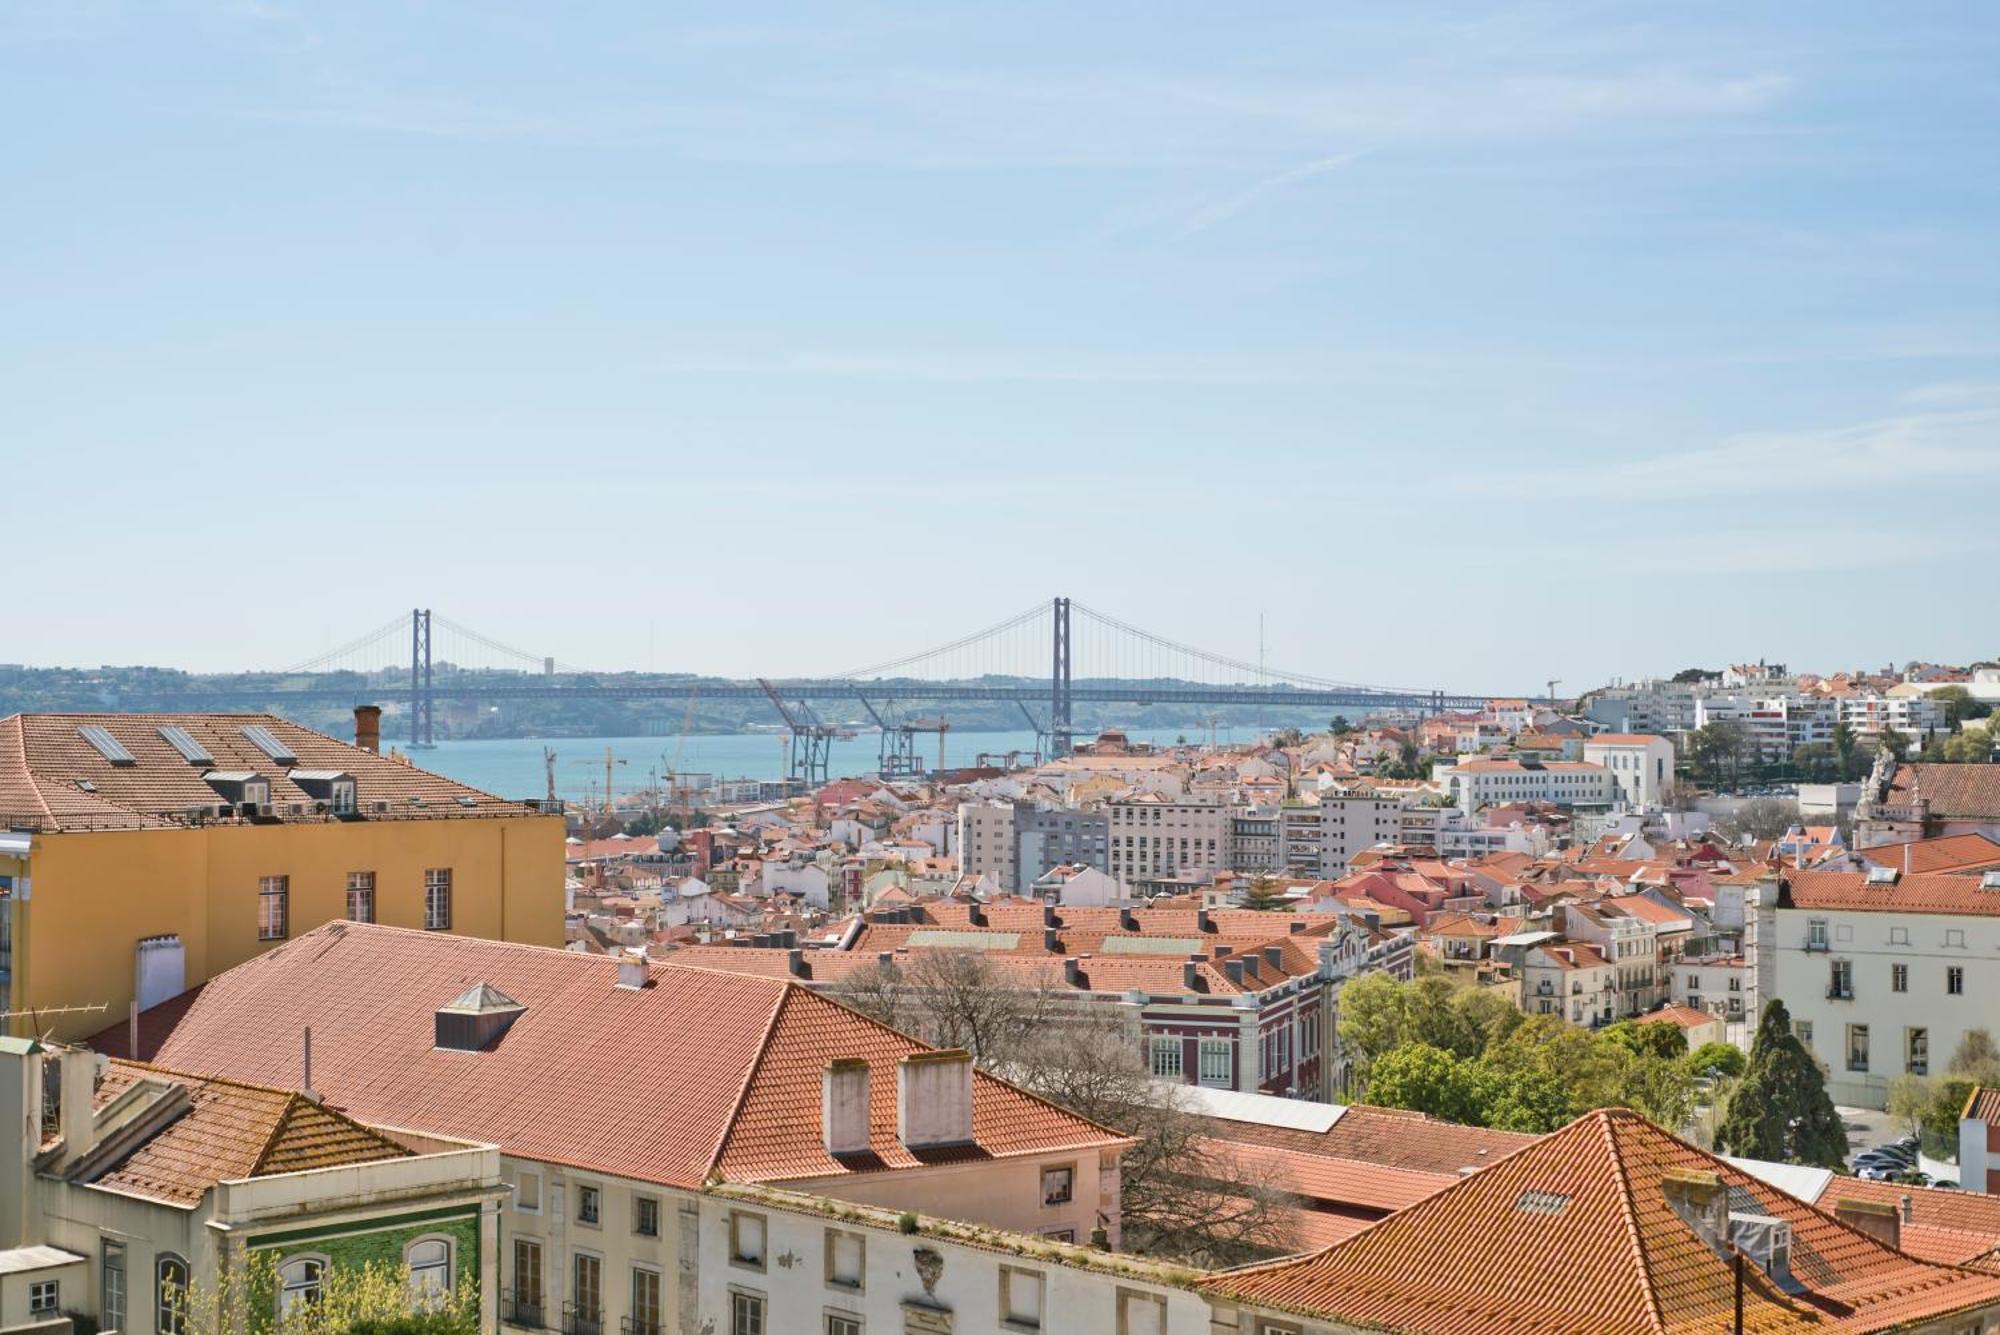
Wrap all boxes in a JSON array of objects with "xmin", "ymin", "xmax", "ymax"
[{"xmin": 0, "ymin": 708, "xmax": 563, "ymax": 1040}]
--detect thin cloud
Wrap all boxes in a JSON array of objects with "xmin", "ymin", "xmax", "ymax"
[{"xmin": 1179, "ymin": 151, "xmax": 1366, "ymax": 234}]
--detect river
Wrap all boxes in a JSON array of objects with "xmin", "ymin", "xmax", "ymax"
[{"xmin": 416, "ymin": 727, "xmax": 1249, "ymax": 802}]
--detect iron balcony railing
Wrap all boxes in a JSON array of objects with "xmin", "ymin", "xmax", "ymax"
[
  {"xmin": 562, "ymin": 1304, "xmax": 602, "ymax": 1335},
  {"xmin": 501, "ymin": 1289, "xmax": 545, "ymax": 1330},
  {"xmin": 622, "ymin": 1319, "xmax": 663, "ymax": 1335}
]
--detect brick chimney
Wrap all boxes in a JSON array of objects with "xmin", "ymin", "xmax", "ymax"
[
  {"xmin": 1835, "ymin": 1197, "xmax": 1901, "ymax": 1250},
  {"xmin": 822, "ymin": 1058, "xmax": 872, "ymax": 1156},
  {"xmin": 353, "ymin": 704, "xmax": 382, "ymax": 754},
  {"xmin": 898, "ymin": 1051, "xmax": 974, "ymax": 1150}
]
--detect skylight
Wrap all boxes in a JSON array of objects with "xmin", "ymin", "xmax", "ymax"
[
  {"xmin": 239, "ymin": 724, "xmax": 297, "ymax": 765},
  {"xmin": 156, "ymin": 724, "xmax": 215, "ymax": 766},
  {"xmin": 1865, "ymin": 865, "xmax": 1899, "ymax": 886},
  {"xmin": 78, "ymin": 725, "xmax": 137, "ymax": 767},
  {"xmin": 1981, "ymin": 870, "xmax": 2000, "ymax": 891}
]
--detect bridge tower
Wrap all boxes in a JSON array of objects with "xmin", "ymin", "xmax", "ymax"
[
  {"xmin": 1050, "ymin": 596, "xmax": 1073, "ymax": 758},
  {"xmin": 409, "ymin": 608, "xmax": 435, "ymax": 748}
]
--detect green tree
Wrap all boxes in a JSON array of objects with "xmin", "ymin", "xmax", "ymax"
[
  {"xmin": 1945, "ymin": 724, "xmax": 2000, "ymax": 763},
  {"xmin": 1329, "ymin": 716, "xmax": 1354, "ymax": 736},
  {"xmin": 1949, "ymin": 1028, "xmax": 2000, "ymax": 1083},
  {"xmin": 1362, "ymin": 1043, "xmax": 1494, "ymax": 1126},
  {"xmin": 1924, "ymin": 1076, "xmax": 1980, "ymax": 1147},
  {"xmin": 1335, "ymin": 971, "xmax": 1416, "ymax": 1073},
  {"xmin": 1716, "ymin": 999, "xmax": 1848, "ymax": 1168},
  {"xmin": 1671, "ymin": 667, "xmax": 1718, "ymax": 684},
  {"xmin": 1239, "ymin": 877, "xmax": 1289, "ymax": 912},
  {"xmin": 1879, "ymin": 727, "xmax": 1913, "ymax": 761},
  {"xmin": 1689, "ymin": 722, "xmax": 1746, "ymax": 786},
  {"xmin": 1686, "ymin": 1042, "xmax": 1746, "ymax": 1080},
  {"xmin": 1618, "ymin": 1047, "xmax": 1699, "ymax": 1131},
  {"xmin": 1933, "ymin": 685, "xmax": 1992, "ymax": 726},
  {"xmin": 1602, "ymin": 1020, "xmax": 1689, "ymax": 1063},
  {"xmin": 1482, "ymin": 1065, "xmax": 1574, "ymax": 1133},
  {"xmin": 1887, "ymin": 1074, "xmax": 1935, "ymax": 1140},
  {"xmin": 1832, "ymin": 721, "xmax": 1861, "ymax": 780}
]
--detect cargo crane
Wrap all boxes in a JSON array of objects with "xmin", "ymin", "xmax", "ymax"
[
  {"xmin": 853, "ymin": 691, "xmax": 951, "ymax": 780},
  {"xmin": 759, "ymin": 678, "xmax": 837, "ymax": 787}
]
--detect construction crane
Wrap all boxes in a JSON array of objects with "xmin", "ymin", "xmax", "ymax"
[
  {"xmin": 758, "ymin": 678, "xmax": 837, "ymax": 787},
  {"xmin": 1546, "ymin": 679, "xmax": 1563, "ymax": 706},
  {"xmin": 570, "ymin": 746, "xmax": 627, "ymax": 815},
  {"xmin": 662, "ymin": 684, "xmax": 702, "ymax": 827},
  {"xmin": 543, "ymin": 747, "xmax": 558, "ymax": 806}
]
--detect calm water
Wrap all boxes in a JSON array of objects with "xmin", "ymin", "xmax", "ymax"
[{"xmin": 418, "ymin": 727, "xmax": 1239, "ymax": 802}]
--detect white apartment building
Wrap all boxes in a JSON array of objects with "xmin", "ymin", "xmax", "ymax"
[
  {"xmin": 1695, "ymin": 694, "xmax": 1837, "ymax": 764},
  {"xmin": 1438, "ymin": 758, "xmax": 1614, "ymax": 813},
  {"xmin": 956, "ymin": 801, "xmax": 1018, "ymax": 890},
  {"xmin": 1836, "ymin": 693, "xmax": 1945, "ymax": 745},
  {"xmin": 1748, "ymin": 868, "xmax": 2000, "ymax": 1109},
  {"xmin": 1672, "ymin": 953, "xmax": 1748, "ymax": 1022},
  {"xmin": 1562, "ymin": 902, "xmax": 1664, "ymax": 1017},
  {"xmin": 1583, "ymin": 733, "xmax": 1677, "ymax": 809},
  {"xmin": 1508, "ymin": 937, "xmax": 1616, "ymax": 1027},
  {"xmin": 1107, "ymin": 795, "xmax": 1228, "ymax": 885}
]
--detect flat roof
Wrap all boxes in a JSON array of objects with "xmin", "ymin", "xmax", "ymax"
[
  {"xmin": 0, "ymin": 1246, "xmax": 87, "ymax": 1276},
  {"xmin": 1168, "ymin": 1081, "xmax": 1347, "ymax": 1133}
]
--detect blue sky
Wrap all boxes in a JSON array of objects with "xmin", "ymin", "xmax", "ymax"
[{"xmin": 4, "ymin": 3, "xmax": 1997, "ymax": 692}]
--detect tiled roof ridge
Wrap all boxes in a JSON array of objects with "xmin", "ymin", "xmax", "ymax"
[
  {"xmin": 5, "ymin": 715, "xmax": 54, "ymax": 826},
  {"xmin": 702, "ymin": 975, "xmax": 801, "ymax": 1184},
  {"xmin": 1599, "ymin": 1110, "xmax": 1672, "ymax": 1335},
  {"xmin": 249, "ymin": 1093, "xmax": 310, "ymax": 1175}
]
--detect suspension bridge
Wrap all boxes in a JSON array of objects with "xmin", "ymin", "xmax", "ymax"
[{"xmin": 139, "ymin": 600, "xmax": 1508, "ymax": 782}]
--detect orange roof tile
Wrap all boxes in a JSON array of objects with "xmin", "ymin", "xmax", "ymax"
[{"xmin": 1785, "ymin": 869, "xmax": 2000, "ymax": 918}]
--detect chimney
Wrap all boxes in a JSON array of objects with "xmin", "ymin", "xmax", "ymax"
[
  {"xmin": 787, "ymin": 948, "xmax": 807, "ymax": 978},
  {"xmin": 1288, "ymin": 920, "xmax": 1307, "ymax": 934},
  {"xmin": 1835, "ymin": 1197, "xmax": 1901, "ymax": 1250},
  {"xmin": 1182, "ymin": 960, "xmax": 1201, "ymax": 991},
  {"xmin": 897, "ymin": 1051, "xmax": 974, "ymax": 1150},
  {"xmin": 1662, "ymin": 1169, "xmax": 1729, "ymax": 1251},
  {"xmin": 1242, "ymin": 954, "xmax": 1262, "ymax": 981},
  {"xmin": 1214, "ymin": 943, "xmax": 1233, "ymax": 958},
  {"xmin": 822, "ymin": 1059, "xmax": 871, "ymax": 1157},
  {"xmin": 1197, "ymin": 908, "xmax": 1215, "ymax": 933},
  {"xmin": 1044, "ymin": 928, "xmax": 1060, "ymax": 952},
  {"xmin": 55, "ymin": 1046, "xmax": 101, "ymax": 1163},
  {"xmin": 302, "ymin": 1026, "xmax": 315, "ymax": 1103},
  {"xmin": 967, "ymin": 903, "xmax": 987, "ymax": 927},
  {"xmin": 1120, "ymin": 908, "xmax": 1139, "ymax": 933},
  {"xmin": 1224, "ymin": 958, "xmax": 1246, "ymax": 987},
  {"xmin": 1042, "ymin": 903, "xmax": 1058, "ymax": 928},
  {"xmin": 616, "ymin": 954, "xmax": 650, "ymax": 989},
  {"xmin": 353, "ymin": 704, "xmax": 382, "ymax": 755},
  {"xmin": 1064, "ymin": 958, "xmax": 1083, "ymax": 986},
  {"xmin": 1263, "ymin": 946, "xmax": 1284, "ymax": 973}
]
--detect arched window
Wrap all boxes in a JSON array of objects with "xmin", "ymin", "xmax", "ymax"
[
  {"xmin": 406, "ymin": 1236, "xmax": 453, "ymax": 1306},
  {"xmin": 277, "ymin": 1256, "xmax": 326, "ymax": 1318},
  {"xmin": 156, "ymin": 1254, "xmax": 189, "ymax": 1335}
]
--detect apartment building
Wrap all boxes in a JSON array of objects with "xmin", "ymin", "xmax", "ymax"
[
  {"xmin": 103, "ymin": 923, "xmax": 1152, "ymax": 1335},
  {"xmin": 1437, "ymin": 757, "xmax": 1614, "ymax": 813},
  {"xmin": 1107, "ymin": 795, "xmax": 1228, "ymax": 885},
  {"xmin": 955, "ymin": 801, "xmax": 1109, "ymax": 893},
  {"xmin": 1748, "ymin": 867, "xmax": 2000, "ymax": 1108},
  {"xmin": 1582, "ymin": 733, "xmax": 1676, "ymax": 809},
  {"xmin": 1694, "ymin": 694, "xmax": 1837, "ymax": 763},
  {"xmin": 1227, "ymin": 808, "xmax": 1280, "ymax": 873},
  {"xmin": 1672, "ymin": 953, "xmax": 1748, "ymax": 1022},
  {"xmin": 1836, "ymin": 692, "xmax": 1945, "ymax": 745},
  {"xmin": 1, "ymin": 1038, "xmax": 503, "ymax": 1335},
  {"xmin": 0, "ymin": 710, "xmax": 563, "ymax": 1041}
]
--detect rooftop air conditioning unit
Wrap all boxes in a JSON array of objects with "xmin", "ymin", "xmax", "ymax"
[
  {"xmin": 288, "ymin": 802, "xmax": 308, "ymax": 817},
  {"xmin": 372, "ymin": 800, "xmax": 391, "ymax": 815}
]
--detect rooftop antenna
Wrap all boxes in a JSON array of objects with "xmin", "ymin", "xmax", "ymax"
[{"xmin": 302, "ymin": 1025, "xmax": 315, "ymax": 1101}]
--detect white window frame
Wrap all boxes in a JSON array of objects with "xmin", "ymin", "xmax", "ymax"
[
  {"xmin": 276, "ymin": 1254, "xmax": 328, "ymax": 1318},
  {"xmin": 405, "ymin": 1234, "xmax": 454, "ymax": 1306},
  {"xmin": 424, "ymin": 868, "xmax": 453, "ymax": 930}
]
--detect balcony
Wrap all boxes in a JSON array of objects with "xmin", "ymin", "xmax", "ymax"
[
  {"xmin": 622, "ymin": 1321, "xmax": 663, "ymax": 1335},
  {"xmin": 563, "ymin": 1305, "xmax": 602, "ymax": 1335},
  {"xmin": 1803, "ymin": 939, "xmax": 1829, "ymax": 953},
  {"xmin": 1826, "ymin": 987, "xmax": 1854, "ymax": 1002},
  {"xmin": 503, "ymin": 1290, "xmax": 546, "ymax": 1330}
]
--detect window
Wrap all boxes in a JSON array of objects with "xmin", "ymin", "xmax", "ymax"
[
  {"xmin": 1947, "ymin": 965, "xmax": 1966, "ymax": 995},
  {"xmin": 1795, "ymin": 1020, "xmax": 1814, "ymax": 1046},
  {"xmin": 103, "ymin": 1238, "xmax": 126, "ymax": 1332},
  {"xmin": 277, "ymin": 1256, "xmax": 325, "ymax": 1318},
  {"xmin": 1041, "ymin": 1164, "xmax": 1074, "ymax": 1207},
  {"xmin": 634, "ymin": 1195, "xmax": 660, "ymax": 1238},
  {"xmin": 1198, "ymin": 1039, "xmax": 1233, "ymax": 1088},
  {"xmin": 346, "ymin": 871, "xmax": 376, "ymax": 923},
  {"xmin": 630, "ymin": 1267, "xmax": 662, "ymax": 1335},
  {"xmin": 1118, "ymin": 1289, "xmax": 1168, "ymax": 1335},
  {"xmin": 576, "ymin": 1183, "xmax": 601, "ymax": 1226},
  {"xmin": 258, "ymin": 875, "xmax": 289, "ymax": 941},
  {"xmin": 1893, "ymin": 963, "xmax": 1909, "ymax": 993},
  {"xmin": 826, "ymin": 1315, "xmax": 862, "ymax": 1335},
  {"xmin": 516, "ymin": 1169, "xmax": 541, "ymax": 1212},
  {"xmin": 571, "ymin": 1254, "xmax": 602, "ymax": 1334},
  {"xmin": 1847, "ymin": 1023, "xmax": 1870, "ymax": 1073},
  {"xmin": 1908, "ymin": 1027, "xmax": 1930, "ymax": 1076},
  {"xmin": 1807, "ymin": 919, "xmax": 1828, "ymax": 948},
  {"xmin": 1829, "ymin": 959, "xmax": 1852, "ymax": 999},
  {"xmin": 824, "ymin": 1229, "xmax": 864, "ymax": 1291},
  {"xmin": 1001, "ymin": 1266, "xmax": 1046, "ymax": 1331},
  {"xmin": 424, "ymin": 868, "xmax": 452, "ymax": 930},
  {"xmin": 406, "ymin": 1238, "xmax": 451, "ymax": 1306},
  {"xmin": 511, "ymin": 1239, "xmax": 543, "ymax": 1326},
  {"xmin": 730, "ymin": 1212, "xmax": 766, "ymax": 1270},
  {"xmin": 1148, "ymin": 1036, "xmax": 1183, "ymax": 1079},
  {"xmin": 29, "ymin": 1281, "xmax": 58, "ymax": 1317},
  {"xmin": 157, "ymin": 1255, "xmax": 189, "ymax": 1335},
  {"xmin": 730, "ymin": 1290, "xmax": 765, "ymax": 1335}
]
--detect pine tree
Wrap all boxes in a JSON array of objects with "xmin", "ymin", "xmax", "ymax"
[{"xmin": 1717, "ymin": 999, "xmax": 1848, "ymax": 1168}]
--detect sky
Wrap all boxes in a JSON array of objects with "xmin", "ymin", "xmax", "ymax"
[{"xmin": 3, "ymin": 2, "xmax": 1998, "ymax": 693}]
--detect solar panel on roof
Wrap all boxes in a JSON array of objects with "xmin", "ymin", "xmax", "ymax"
[
  {"xmin": 240, "ymin": 724, "xmax": 298, "ymax": 765},
  {"xmin": 78, "ymin": 725, "xmax": 137, "ymax": 766},
  {"xmin": 156, "ymin": 725, "xmax": 215, "ymax": 766}
]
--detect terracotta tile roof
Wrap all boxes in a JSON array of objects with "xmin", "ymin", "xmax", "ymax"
[
  {"xmin": 1650, "ymin": 1004, "xmax": 1721, "ymax": 1030},
  {"xmin": 0, "ymin": 712, "xmax": 538, "ymax": 831},
  {"xmin": 1201, "ymin": 1137, "xmax": 1455, "ymax": 1213},
  {"xmin": 86, "ymin": 1060, "xmax": 409, "ymax": 1207},
  {"xmin": 1202, "ymin": 1103, "xmax": 1535, "ymax": 1177},
  {"xmin": 1826, "ymin": 1179, "xmax": 2000, "ymax": 1268},
  {"xmin": 1855, "ymin": 833, "xmax": 2000, "ymax": 875},
  {"xmin": 1785, "ymin": 869, "xmax": 2000, "ymax": 918},
  {"xmin": 1966, "ymin": 1087, "xmax": 2000, "ymax": 1124},
  {"xmin": 1205, "ymin": 1108, "xmax": 2000, "ymax": 1334},
  {"xmin": 1886, "ymin": 763, "xmax": 2000, "ymax": 821},
  {"xmin": 94, "ymin": 922, "xmax": 1121, "ymax": 1190}
]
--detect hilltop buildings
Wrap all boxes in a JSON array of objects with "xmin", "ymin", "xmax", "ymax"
[{"xmin": 0, "ymin": 708, "xmax": 564, "ymax": 1041}]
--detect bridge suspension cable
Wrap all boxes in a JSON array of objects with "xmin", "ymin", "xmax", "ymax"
[
  {"xmin": 275, "ymin": 613, "xmax": 411, "ymax": 675},
  {"xmin": 1068, "ymin": 600, "xmax": 1428, "ymax": 697},
  {"xmin": 831, "ymin": 600, "xmax": 1049, "ymax": 681},
  {"xmin": 430, "ymin": 614, "xmax": 591, "ymax": 675}
]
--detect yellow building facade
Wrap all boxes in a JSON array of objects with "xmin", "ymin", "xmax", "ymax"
[{"xmin": 0, "ymin": 711, "xmax": 564, "ymax": 1040}]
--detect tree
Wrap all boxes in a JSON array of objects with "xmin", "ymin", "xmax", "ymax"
[
  {"xmin": 1945, "ymin": 724, "xmax": 2000, "ymax": 764},
  {"xmin": 1791, "ymin": 743, "xmax": 1838, "ymax": 782},
  {"xmin": 1879, "ymin": 727, "xmax": 1913, "ymax": 762},
  {"xmin": 1672, "ymin": 667, "xmax": 1719, "ymax": 684},
  {"xmin": 1716, "ymin": 999, "xmax": 1848, "ymax": 1168},
  {"xmin": 1887, "ymin": 1074, "xmax": 1935, "ymax": 1140},
  {"xmin": 1689, "ymin": 722, "xmax": 1747, "ymax": 786},
  {"xmin": 1717, "ymin": 797, "xmax": 1802, "ymax": 842},
  {"xmin": 1933, "ymin": 685, "xmax": 1992, "ymax": 726},
  {"xmin": 1686, "ymin": 1042, "xmax": 1746, "ymax": 1080},
  {"xmin": 1602, "ymin": 1020, "xmax": 1688, "ymax": 1063},
  {"xmin": 1329, "ymin": 715, "xmax": 1354, "ymax": 736},
  {"xmin": 1362, "ymin": 1043, "xmax": 1495, "ymax": 1126},
  {"xmin": 1832, "ymin": 721, "xmax": 1862, "ymax": 781},
  {"xmin": 1949, "ymin": 1028, "xmax": 2000, "ymax": 1083},
  {"xmin": 1240, "ymin": 877, "xmax": 1289, "ymax": 912},
  {"xmin": 179, "ymin": 1252, "xmax": 480, "ymax": 1335},
  {"xmin": 832, "ymin": 951, "xmax": 1297, "ymax": 1264}
]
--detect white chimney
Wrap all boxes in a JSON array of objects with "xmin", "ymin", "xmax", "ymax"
[
  {"xmin": 822, "ymin": 1058, "xmax": 871, "ymax": 1156},
  {"xmin": 615, "ymin": 952, "xmax": 649, "ymax": 990},
  {"xmin": 56, "ymin": 1046, "xmax": 102, "ymax": 1163},
  {"xmin": 897, "ymin": 1050, "xmax": 974, "ymax": 1150}
]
